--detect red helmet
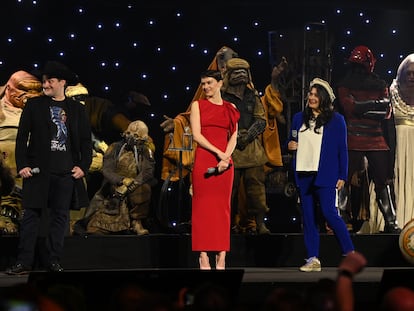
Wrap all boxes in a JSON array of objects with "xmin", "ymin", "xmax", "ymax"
[{"xmin": 348, "ymin": 45, "xmax": 377, "ymax": 72}]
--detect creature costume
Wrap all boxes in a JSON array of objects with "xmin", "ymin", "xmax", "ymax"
[
  {"xmin": 337, "ymin": 46, "xmax": 400, "ymax": 233},
  {"xmin": 0, "ymin": 71, "xmax": 42, "ymax": 234},
  {"xmin": 390, "ymin": 54, "xmax": 414, "ymax": 228},
  {"xmin": 221, "ymin": 58, "xmax": 270, "ymax": 235},
  {"xmin": 76, "ymin": 120, "xmax": 156, "ymax": 235}
]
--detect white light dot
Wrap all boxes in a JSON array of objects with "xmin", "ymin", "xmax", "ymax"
[
  {"xmin": 89, "ymin": 45, "xmax": 95, "ymax": 51},
  {"xmin": 223, "ymin": 25, "xmax": 229, "ymax": 30},
  {"xmin": 100, "ymin": 62, "xmax": 106, "ymax": 67},
  {"xmin": 115, "ymin": 22, "xmax": 121, "ymax": 28},
  {"xmin": 69, "ymin": 33, "xmax": 76, "ymax": 39},
  {"xmin": 26, "ymin": 26, "xmax": 32, "ymax": 32},
  {"xmin": 171, "ymin": 66, "xmax": 177, "ymax": 71},
  {"xmin": 365, "ymin": 19, "xmax": 370, "ymax": 24},
  {"xmin": 163, "ymin": 94, "xmax": 169, "ymax": 100},
  {"xmin": 141, "ymin": 73, "xmax": 148, "ymax": 79},
  {"xmin": 233, "ymin": 37, "xmax": 238, "ymax": 42},
  {"xmin": 58, "ymin": 52, "xmax": 64, "ymax": 56},
  {"xmin": 7, "ymin": 38, "xmax": 12, "ymax": 43},
  {"xmin": 97, "ymin": 23, "xmax": 103, "ymax": 29}
]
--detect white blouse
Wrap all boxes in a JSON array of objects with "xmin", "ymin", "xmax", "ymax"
[{"xmin": 296, "ymin": 121, "xmax": 323, "ymax": 172}]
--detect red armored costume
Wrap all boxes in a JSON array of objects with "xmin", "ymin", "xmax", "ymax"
[{"xmin": 337, "ymin": 45, "xmax": 400, "ymax": 233}]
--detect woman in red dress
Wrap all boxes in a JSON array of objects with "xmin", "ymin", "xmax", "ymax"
[{"xmin": 190, "ymin": 70, "xmax": 239, "ymax": 269}]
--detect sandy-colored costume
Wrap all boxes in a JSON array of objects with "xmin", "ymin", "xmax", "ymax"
[
  {"xmin": 0, "ymin": 71, "xmax": 42, "ymax": 234},
  {"xmin": 74, "ymin": 121, "xmax": 156, "ymax": 235}
]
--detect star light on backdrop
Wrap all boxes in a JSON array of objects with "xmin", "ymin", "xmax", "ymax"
[
  {"xmin": 1, "ymin": 0, "xmax": 413, "ymax": 153},
  {"xmin": 0, "ymin": 0, "xmax": 412, "ymax": 230}
]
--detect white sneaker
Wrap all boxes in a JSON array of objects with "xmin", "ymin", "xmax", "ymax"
[{"xmin": 299, "ymin": 257, "xmax": 321, "ymax": 272}]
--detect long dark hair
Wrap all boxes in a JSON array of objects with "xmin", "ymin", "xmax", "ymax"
[{"xmin": 302, "ymin": 84, "xmax": 334, "ymax": 134}]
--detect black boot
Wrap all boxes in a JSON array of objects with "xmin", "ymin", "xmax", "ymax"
[{"xmin": 376, "ymin": 185, "xmax": 401, "ymax": 233}]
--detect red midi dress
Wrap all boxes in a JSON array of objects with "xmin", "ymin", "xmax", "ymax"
[{"xmin": 191, "ymin": 99, "xmax": 239, "ymax": 251}]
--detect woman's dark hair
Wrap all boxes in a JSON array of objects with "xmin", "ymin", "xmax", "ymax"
[
  {"xmin": 302, "ymin": 83, "xmax": 334, "ymax": 134},
  {"xmin": 200, "ymin": 70, "xmax": 223, "ymax": 81}
]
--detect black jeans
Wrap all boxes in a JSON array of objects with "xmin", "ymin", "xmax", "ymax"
[{"xmin": 17, "ymin": 173, "xmax": 74, "ymax": 267}]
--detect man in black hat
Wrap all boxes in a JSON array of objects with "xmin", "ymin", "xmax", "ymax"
[{"xmin": 5, "ymin": 61, "xmax": 92, "ymax": 274}]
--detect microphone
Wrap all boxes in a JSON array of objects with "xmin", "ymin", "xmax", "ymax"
[
  {"xmin": 16, "ymin": 167, "xmax": 40, "ymax": 178},
  {"xmin": 205, "ymin": 164, "xmax": 232, "ymax": 175},
  {"xmin": 206, "ymin": 167, "xmax": 219, "ymax": 174},
  {"xmin": 291, "ymin": 129, "xmax": 298, "ymax": 141}
]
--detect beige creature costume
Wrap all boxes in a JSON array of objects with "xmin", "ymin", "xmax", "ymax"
[{"xmin": 0, "ymin": 71, "xmax": 42, "ymax": 234}]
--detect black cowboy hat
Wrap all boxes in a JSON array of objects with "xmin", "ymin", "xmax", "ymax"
[{"xmin": 41, "ymin": 61, "xmax": 79, "ymax": 86}]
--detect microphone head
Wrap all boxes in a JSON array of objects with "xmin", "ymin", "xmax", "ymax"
[
  {"xmin": 31, "ymin": 167, "xmax": 40, "ymax": 174},
  {"xmin": 292, "ymin": 130, "xmax": 297, "ymax": 138},
  {"xmin": 206, "ymin": 167, "xmax": 217, "ymax": 174}
]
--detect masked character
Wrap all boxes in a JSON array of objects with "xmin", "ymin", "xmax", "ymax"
[
  {"xmin": 0, "ymin": 71, "xmax": 42, "ymax": 234},
  {"xmin": 337, "ymin": 45, "xmax": 400, "ymax": 233},
  {"xmin": 390, "ymin": 53, "xmax": 414, "ymax": 229},
  {"xmin": 74, "ymin": 120, "xmax": 156, "ymax": 235}
]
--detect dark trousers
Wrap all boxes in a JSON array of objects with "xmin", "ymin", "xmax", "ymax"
[{"xmin": 17, "ymin": 174, "xmax": 74, "ymax": 267}]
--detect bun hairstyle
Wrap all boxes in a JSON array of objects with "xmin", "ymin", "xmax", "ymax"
[{"xmin": 201, "ymin": 69, "xmax": 223, "ymax": 81}]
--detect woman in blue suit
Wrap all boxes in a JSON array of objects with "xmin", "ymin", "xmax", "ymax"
[{"xmin": 288, "ymin": 78, "xmax": 354, "ymax": 272}]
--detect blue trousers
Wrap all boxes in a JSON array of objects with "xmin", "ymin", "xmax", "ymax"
[{"xmin": 297, "ymin": 174, "xmax": 354, "ymax": 258}]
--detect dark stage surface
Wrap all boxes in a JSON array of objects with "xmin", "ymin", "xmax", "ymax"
[{"xmin": 0, "ymin": 233, "xmax": 413, "ymax": 309}]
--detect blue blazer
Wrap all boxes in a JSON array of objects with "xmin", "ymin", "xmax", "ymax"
[{"xmin": 290, "ymin": 111, "xmax": 348, "ymax": 188}]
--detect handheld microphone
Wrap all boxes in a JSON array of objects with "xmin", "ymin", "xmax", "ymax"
[
  {"xmin": 206, "ymin": 167, "xmax": 219, "ymax": 174},
  {"xmin": 205, "ymin": 164, "xmax": 232, "ymax": 175},
  {"xmin": 291, "ymin": 130, "xmax": 298, "ymax": 141},
  {"xmin": 16, "ymin": 167, "xmax": 40, "ymax": 178}
]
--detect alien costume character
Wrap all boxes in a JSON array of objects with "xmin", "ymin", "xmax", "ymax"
[
  {"xmin": 337, "ymin": 45, "xmax": 400, "ymax": 233},
  {"xmin": 0, "ymin": 71, "xmax": 42, "ymax": 234},
  {"xmin": 222, "ymin": 57, "xmax": 270, "ymax": 235},
  {"xmin": 75, "ymin": 120, "xmax": 156, "ymax": 235},
  {"xmin": 390, "ymin": 54, "xmax": 414, "ymax": 228}
]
